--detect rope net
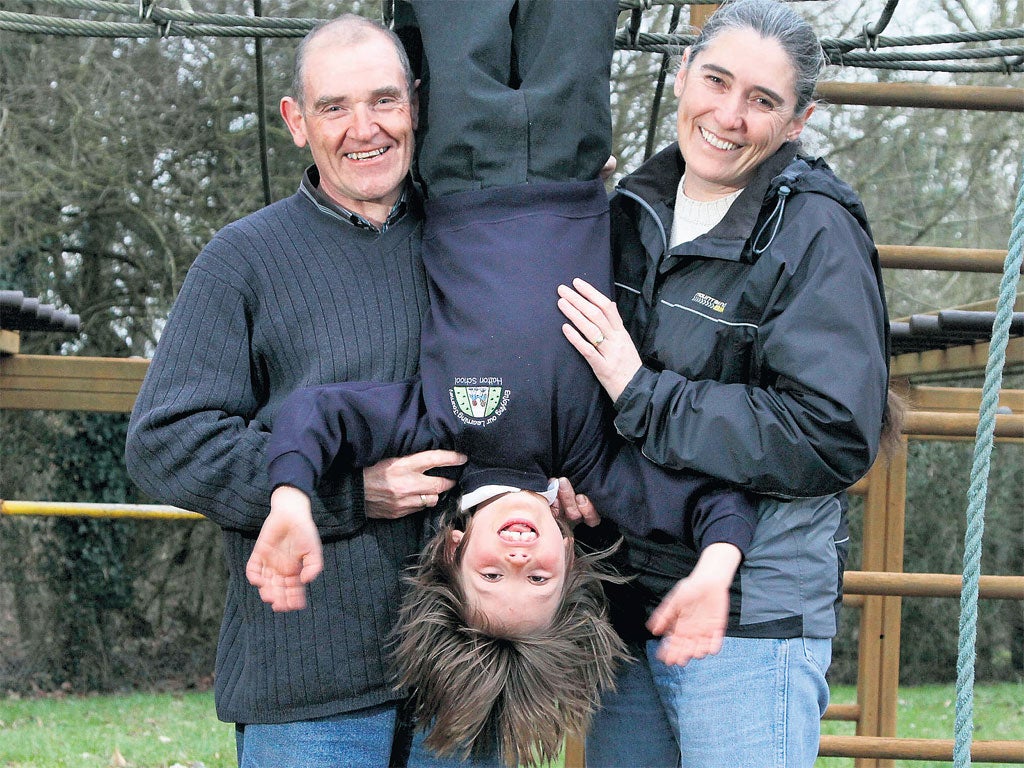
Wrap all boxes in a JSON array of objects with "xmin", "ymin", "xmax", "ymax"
[{"xmin": 2, "ymin": 0, "xmax": 1023, "ymax": 74}]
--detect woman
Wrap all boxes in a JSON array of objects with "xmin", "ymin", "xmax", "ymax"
[{"xmin": 557, "ymin": 0, "xmax": 892, "ymax": 765}]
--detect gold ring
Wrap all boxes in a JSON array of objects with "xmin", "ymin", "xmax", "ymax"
[
  {"xmin": 420, "ymin": 494, "xmax": 429, "ymax": 506},
  {"xmin": 593, "ymin": 333, "xmax": 605, "ymax": 347}
]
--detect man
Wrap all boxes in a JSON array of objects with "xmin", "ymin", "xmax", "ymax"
[{"xmin": 125, "ymin": 16, "xmax": 470, "ymax": 767}]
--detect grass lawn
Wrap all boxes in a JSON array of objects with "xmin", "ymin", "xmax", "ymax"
[{"xmin": 1, "ymin": 683, "xmax": 1020, "ymax": 767}]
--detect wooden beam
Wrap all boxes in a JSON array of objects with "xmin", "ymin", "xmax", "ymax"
[
  {"xmin": 844, "ymin": 570, "xmax": 1024, "ymax": 600},
  {"xmin": 688, "ymin": 3, "xmax": 718, "ymax": 29},
  {"xmin": 891, "ymin": 336, "xmax": 1024, "ymax": 378},
  {"xmin": 824, "ymin": 703, "xmax": 861, "ymax": 722},
  {"xmin": 903, "ymin": 411, "xmax": 1024, "ymax": 439},
  {"xmin": 878, "ymin": 245, "xmax": 1013, "ymax": 273},
  {"xmin": 815, "ymin": 81, "xmax": 1024, "ymax": 112},
  {"xmin": 906, "ymin": 385, "xmax": 1024, "ymax": 413},
  {"xmin": 0, "ymin": 354, "xmax": 148, "ymax": 412},
  {"xmin": 819, "ymin": 736, "xmax": 1024, "ymax": 762},
  {"xmin": 0, "ymin": 330, "xmax": 19, "ymax": 356}
]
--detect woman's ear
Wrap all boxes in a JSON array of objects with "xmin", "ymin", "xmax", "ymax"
[
  {"xmin": 787, "ymin": 102, "xmax": 816, "ymax": 141},
  {"xmin": 673, "ymin": 48, "xmax": 691, "ymax": 98}
]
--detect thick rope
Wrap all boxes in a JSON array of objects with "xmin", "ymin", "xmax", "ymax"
[
  {"xmin": 3, "ymin": 1, "xmax": 1023, "ymax": 74},
  {"xmin": 952, "ymin": 162, "xmax": 1024, "ymax": 768}
]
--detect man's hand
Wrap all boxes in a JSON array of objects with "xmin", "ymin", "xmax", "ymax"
[
  {"xmin": 246, "ymin": 485, "xmax": 323, "ymax": 612},
  {"xmin": 551, "ymin": 476, "xmax": 601, "ymax": 528},
  {"xmin": 647, "ymin": 542, "xmax": 741, "ymax": 667},
  {"xmin": 363, "ymin": 449, "xmax": 467, "ymax": 519}
]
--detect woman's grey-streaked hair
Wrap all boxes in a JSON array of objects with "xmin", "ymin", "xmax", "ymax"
[
  {"xmin": 391, "ymin": 503, "xmax": 629, "ymax": 768},
  {"xmin": 291, "ymin": 14, "xmax": 415, "ymax": 108},
  {"xmin": 688, "ymin": 0, "xmax": 825, "ymax": 113}
]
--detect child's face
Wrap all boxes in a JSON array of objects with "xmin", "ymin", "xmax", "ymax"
[{"xmin": 450, "ymin": 491, "xmax": 572, "ymax": 636}]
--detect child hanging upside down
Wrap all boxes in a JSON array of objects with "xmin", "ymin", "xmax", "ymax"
[{"xmin": 247, "ymin": 2, "xmax": 759, "ymax": 765}]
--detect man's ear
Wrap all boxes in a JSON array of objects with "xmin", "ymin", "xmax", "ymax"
[
  {"xmin": 280, "ymin": 96, "xmax": 308, "ymax": 149},
  {"xmin": 411, "ymin": 78, "xmax": 421, "ymax": 131}
]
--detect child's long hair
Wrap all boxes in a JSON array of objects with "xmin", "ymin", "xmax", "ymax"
[{"xmin": 391, "ymin": 501, "xmax": 628, "ymax": 767}]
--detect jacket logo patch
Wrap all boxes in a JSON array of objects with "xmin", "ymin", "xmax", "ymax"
[
  {"xmin": 451, "ymin": 377, "xmax": 510, "ymax": 426},
  {"xmin": 692, "ymin": 292, "xmax": 727, "ymax": 313}
]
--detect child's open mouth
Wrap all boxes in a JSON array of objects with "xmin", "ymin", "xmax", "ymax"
[{"xmin": 498, "ymin": 520, "xmax": 539, "ymax": 543}]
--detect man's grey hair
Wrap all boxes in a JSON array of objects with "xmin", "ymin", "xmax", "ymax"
[{"xmin": 291, "ymin": 14, "xmax": 415, "ymax": 108}]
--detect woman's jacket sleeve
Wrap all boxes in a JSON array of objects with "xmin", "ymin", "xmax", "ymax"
[{"xmin": 613, "ymin": 195, "xmax": 889, "ymax": 497}]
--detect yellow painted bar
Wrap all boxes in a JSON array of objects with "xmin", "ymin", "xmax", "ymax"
[{"xmin": 0, "ymin": 499, "xmax": 203, "ymax": 520}]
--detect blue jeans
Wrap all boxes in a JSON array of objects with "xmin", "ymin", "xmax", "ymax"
[
  {"xmin": 587, "ymin": 636, "xmax": 832, "ymax": 768},
  {"xmin": 236, "ymin": 702, "xmax": 501, "ymax": 768}
]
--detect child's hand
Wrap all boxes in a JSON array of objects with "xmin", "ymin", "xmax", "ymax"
[
  {"xmin": 245, "ymin": 485, "xmax": 324, "ymax": 612},
  {"xmin": 647, "ymin": 542, "xmax": 741, "ymax": 667}
]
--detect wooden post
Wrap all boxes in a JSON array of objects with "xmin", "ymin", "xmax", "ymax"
[
  {"xmin": 854, "ymin": 436, "xmax": 909, "ymax": 768},
  {"xmin": 688, "ymin": 3, "xmax": 718, "ymax": 30}
]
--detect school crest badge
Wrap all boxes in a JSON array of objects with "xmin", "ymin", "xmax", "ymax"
[{"xmin": 450, "ymin": 377, "xmax": 510, "ymax": 426}]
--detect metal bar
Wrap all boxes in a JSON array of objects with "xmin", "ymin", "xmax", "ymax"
[{"xmin": 938, "ymin": 310, "xmax": 1024, "ymax": 335}]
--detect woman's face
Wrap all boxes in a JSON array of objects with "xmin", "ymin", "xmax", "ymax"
[{"xmin": 674, "ymin": 27, "xmax": 814, "ymax": 201}]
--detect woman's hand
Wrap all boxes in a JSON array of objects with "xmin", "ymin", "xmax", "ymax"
[
  {"xmin": 246, "ymin": 485, "xmax": 323, "ymax": 612},
  {"xmin": 557, "ymin": 278, "xmax": 643, "ymax": 402},
  {"xmin": 363, "ymin": 449, "xmax": 467, "ymax": 519}
]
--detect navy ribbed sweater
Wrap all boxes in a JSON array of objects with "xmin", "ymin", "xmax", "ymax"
[{"xmin": 125, "ymin": 173, "xmax": 429, "ymax": 724}]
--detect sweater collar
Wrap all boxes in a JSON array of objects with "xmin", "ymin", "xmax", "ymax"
[{"xmin": 299, "ymin": 164, "xmax": 412, "ymax": 233}]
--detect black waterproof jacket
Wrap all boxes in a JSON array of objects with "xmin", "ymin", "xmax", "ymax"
[
  {"xmin": 611, "ymin": 141, "xmax": 890, "ymax": 498},
  {"xmin": 596, "ymin": 142, "xmax": 890, "ymax": 640}
]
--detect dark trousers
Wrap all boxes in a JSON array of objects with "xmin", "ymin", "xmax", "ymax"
[{"xmin": 395, "ymin": 0, "xmax": 619, "ymax": 198}]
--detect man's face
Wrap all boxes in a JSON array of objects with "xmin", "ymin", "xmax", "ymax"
[
  {"xmin": 281, "ymin": 31, "xmax": 417, "ymax": 226},
  {"xmin": 450, "ymin": 491, "xmax": 572, "ymax": 636}
]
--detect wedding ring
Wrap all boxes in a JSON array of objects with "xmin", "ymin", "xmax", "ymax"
[
  {"xmin": 593, "ymin": 333, "xmax": 605, "ymax": 347},
  {"xmin": 420, "ymin": 493, "xmax": 429, "ymax": 507}
]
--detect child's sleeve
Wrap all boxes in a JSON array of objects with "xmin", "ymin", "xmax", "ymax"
[
  {"xmin": 572, "ymin": 441, "xmax": 760, "ymax": 558},
  {"xmin": 267, "ymin": 379, "xmax": 437, "ymax": 497}
]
